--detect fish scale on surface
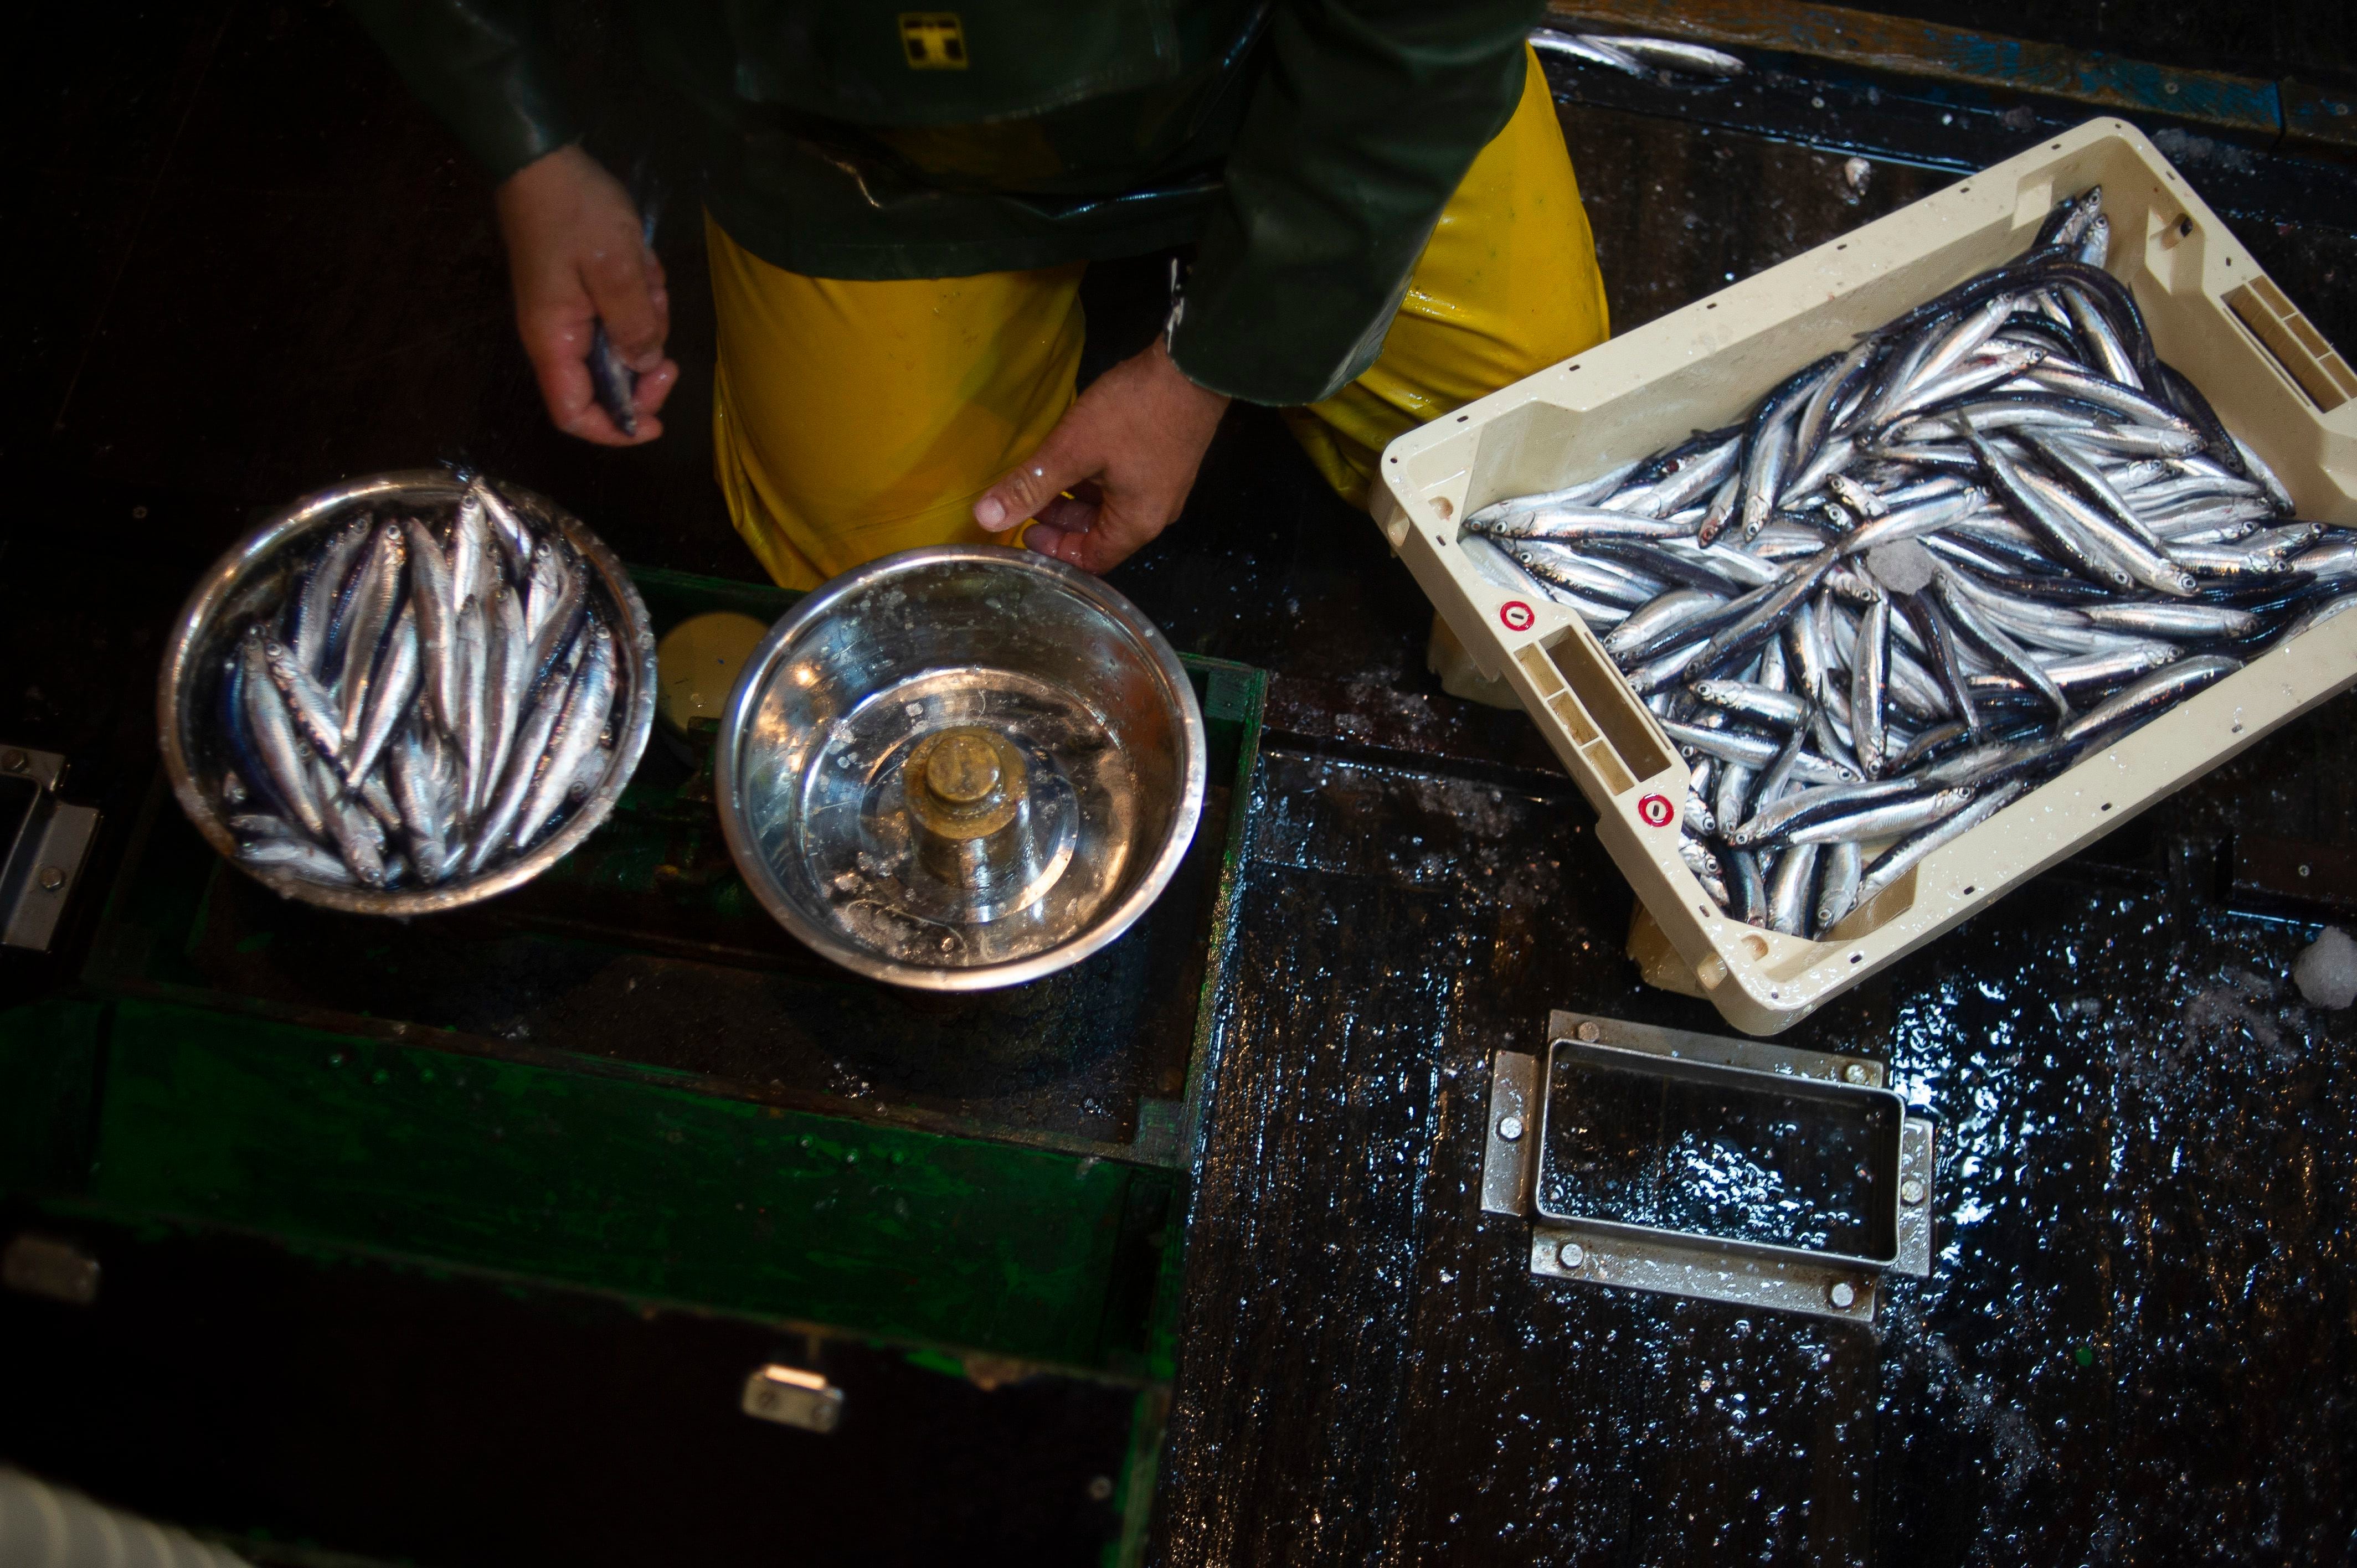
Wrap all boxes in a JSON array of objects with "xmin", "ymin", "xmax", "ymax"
[
  {"xmin": 1460, "ymin": 185, "xmax": 2350, "ymax": 939},
  {"xmin": 213, "ymin": 477, "xmax": 619, "ymax": 890}
]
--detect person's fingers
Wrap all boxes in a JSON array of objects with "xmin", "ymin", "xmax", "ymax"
[
  {"xmin": 975, "ymin": 424, "xmax": 1099, "ymax": 533},
  {"xmin": 517, "ymin": 314, "xmax": 615, "ymax": 443},
  {"xmin": 582, "ymin": 240, "xmax": 668, "ymax": 372},
  {"xmin": 631, "ymin": 358, "xmax": 680, "ymax": 416},
  {"xmin": 1056, "ymin": 504, "xmax": 1166, "ymax": 573},
  {"xmin": 519, "ymin": 321, "xmax": 670, "ymax": 447},
  {"xmin": 1019, "ymin": 521, "xmax": 1073, "ymax": 558},
  {"xmin": 1034, "ymin": 492, "xmax": 1099, "ymax": 533}
]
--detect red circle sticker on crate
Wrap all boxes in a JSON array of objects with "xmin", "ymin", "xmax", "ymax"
[
  {"xmin": 1637, "ymin": 793, "xmax": 1676, "ymax": 828},
  {"xmin": 1499, "ymin": 600, "xmax": 1535, "ymax": 632}
]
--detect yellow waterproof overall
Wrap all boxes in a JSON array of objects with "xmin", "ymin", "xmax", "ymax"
[{"xmin": 706, "ymin": 48, "xmax": 1609, "ymax": 590}]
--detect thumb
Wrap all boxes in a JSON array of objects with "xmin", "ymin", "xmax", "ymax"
[{"xmin": 975, "ymin": 426, "xmax": 1098, "ymax": 533}]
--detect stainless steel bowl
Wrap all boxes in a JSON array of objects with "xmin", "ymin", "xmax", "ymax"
[
  {"xmin": 158, "ymin": 470, "xmax": 657, "ymax": 915},
  {"xmin": 716, "ymin": 546, "xmax": 1206, "ymax": 990}
]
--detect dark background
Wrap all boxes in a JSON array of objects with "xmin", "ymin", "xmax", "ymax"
[{"xmin": 1874, "ymin": 0, "xmax": 2357, "ymax": 92}]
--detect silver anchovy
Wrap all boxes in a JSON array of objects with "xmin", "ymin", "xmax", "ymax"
[
  {"xmin": 1692, "ymin": 678, "xmax": 1809, "ymax": 730},
  {"xmin": 483, "ymin": 586, "xmax": 531, "ymax": 802},
  {"xmin": 388, "ymin": 725, "xmax": 445, "ymax": 842},
  {"xmin": 1816, "ymin": 839, "xmax": 1865, "ymax": 931},
  {"xmin": 1850, "ymin": 779, "xmax": 2029, "ymax": 911},
  {"xmin": 314, "ymin": 755, "xmax": 387, "ymax": 888},
  {"xmin": 454, "ymin": 595, "xmax": 491, "ymax": 822},
  {"xmin": 474, "ymin": 479, "xmax": 539, "ymax": 576},
  {"xmin": 2230, "ymin": 435, "xmax": 2296, "ymax": 515},
  {"xmin": 1605, "ymin": 589, "xmax": 1728, "ymax": 658},
  {"xmin": 514, "ymin": 620, "xmax": 619, "ymax": 855},
  {"xmin": 292, "ymin": 517, "xmax": 372, "ymax": 678},
  {"xmin": 467, "ymin": 639, "xmax": 587, "ymax": 876},
  {"xmin": 240, "ymin": 630, "xmax": 330, "ymax": 841},
  {"xmin": 524, "ymin": 539, "xmax": 570, "ymax": 642},
  {"xmin": 1780, "ymin": 786, "xmax": 1974, "ymax": 848},
  {"xmin": 449, "ymin": 491, "xmax": 495, "ymax": 613},
  {"xmin": 341, "ymin": 595, "xmax": 420, "ymax": 786},
  {"xmin": 229, "ymin": 811, "xmax": 299, "ymax": 840},
  {"xmin": 1849, "ymin": 595, "xmax": 1891, "ymax": 777},
  {"xmin": 1767, "ymin": 840, "xmax": 1820, "ymax": 935},
  {"xmin": 526, "ymin": 545, "xmax": 587, "ymax": 681},
  {"xmin": 1528, "ymin": 30, "xmax": 1648, "ymax": 76},
  {"xmin": 2060, "ymin": 655, "xmax": 2241, "ymax": 747},
  {"xmin": 1474, "ymin": 507, "xmax": 1694, "ymax": 544},
  {"xmin": 263, "ymin": 635, "xmax": 346, "ymax": 766},
  {"xmin": 1582, "ymin": 34, "xmax": 1746, "ymax": 77},
  {"xmin": 404, "ymin": 515, "xmax": 460, "ymax": 730},
  {"xmin": 2078, "ymin": 602, "xmax": 2259, "ymax": 640},
  {"xmin": 238, "ymin": 837, "xmax": 355, "ymax": 882},
  {"xmin": 335, "ymin": 524, "xmax": 408, "ymax": 749}
]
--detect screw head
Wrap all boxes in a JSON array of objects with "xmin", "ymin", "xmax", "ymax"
[
  {"xmin": 1828, "ymin": 1281, "xmax": 1857, "ymax": 1309},
  {"xmin": 1841, "ymin": 1062, "xmax": 1870, "ymax": 1085},
  {"xmin": 1576, "ymin": 1021, "xmax": 1601, "ymax": 1043},
  {"xmin": 1900, "ymin": 1177, "xmax": 1927, "ymax": 1206},
  {"xmin": 1557, "ymin": 1241, "xmax": 1585, "ymax": 1269},
  {"xmin": 35, "ymin": 865, "xmax": 65, "ymax": 893},
  {"xmin": 1496, "ymin": 1115, "xmax": 1524, "ymax": 1143},
  {"xmin": 0, "ymin": 750, "xmax": 26, "ymax": 773},
  {"xmin": 1086, "ymin": 1475, "xmax": 1115, "ymax": 1502}
]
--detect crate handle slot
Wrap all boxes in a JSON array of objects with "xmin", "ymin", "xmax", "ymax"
[
  {"xmin": 2226, "ymin": 280, "xmax": 2356, "ymax": 414},
  {"xmin": 1533, "ymin": 631, "xmax": 1676, "ymax": 797}
]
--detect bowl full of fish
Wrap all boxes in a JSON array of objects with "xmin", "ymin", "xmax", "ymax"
[
  {"xmin": 1457, "ymin": 184, "xmax": 2357, "ymax": 943},
  {"xmin": 158, "ymin": 470, "xmax": 657, "ymax": 914}
]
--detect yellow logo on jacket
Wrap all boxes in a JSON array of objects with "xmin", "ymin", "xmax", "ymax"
[{"xmin": 899, "ymin": 13, "xmax": 968, "ymax": 69}]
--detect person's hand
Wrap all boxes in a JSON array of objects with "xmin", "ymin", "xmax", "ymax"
[
  {"xmin": 494, "ymin": 145, "xmax": 678, "ymax": 446},
  {"xmin": 974, "ymin": 337, "xmax": 1229, "ymax": 572}
]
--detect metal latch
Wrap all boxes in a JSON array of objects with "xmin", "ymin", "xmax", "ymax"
[
  {"xmin": 740, "ymin": 1363, "xmax": 845, "ymax": 1433},
  {"xmin": 1483, "ymin": 1010, "xmax": 1934, "ymax": 1325},
  {"xmin": 1, "ymin": 745, "xmax": 99, "ymax": 952}
]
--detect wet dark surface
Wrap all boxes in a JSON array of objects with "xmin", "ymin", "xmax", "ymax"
[
  {"xmin": 1544, "ymin": 51, "xmax": 2357, "ymax": 362},
  {"xmin": 1154, "ymin": 740, "xmax": 2357, "ymax": 1566},
  {"xmin": 1870, "ymin": 0, "xmax": 2357, "ymax": 95},
  {"xmin": 4, "ymin": 2, "xmax": 2356, "ymax": 1564}
]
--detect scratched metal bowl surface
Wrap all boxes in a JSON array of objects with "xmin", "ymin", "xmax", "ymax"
[
  {"xmin": 156, "ymin": 470, "xmax": 657, "ymax": 916},
  {"xmin": 714, "ymin": 545, "xmax": 1207, "ymax": 991}
]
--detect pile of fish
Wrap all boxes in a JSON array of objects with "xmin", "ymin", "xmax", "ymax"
[
  {"xmin": 214, "ymin": 477, "xmax": 622, "ymax": 891},
  {"xmin": 1465, "ymin": 187, "xmax": 2355, "ymax": 940}
]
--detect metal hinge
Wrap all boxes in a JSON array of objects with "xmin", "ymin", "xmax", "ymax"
[
  {"xmin": 2, "ymin": 745, "xmax": 99, "ymax": 952},
  {"xmin": 1483, "ymin": 1009, "xmax": 1934, "ymax": 1326}
]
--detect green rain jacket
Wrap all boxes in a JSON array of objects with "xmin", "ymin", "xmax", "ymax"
[{"xmin": 348, "ymin": 0, "xmax": 1547, "ymax": 406}]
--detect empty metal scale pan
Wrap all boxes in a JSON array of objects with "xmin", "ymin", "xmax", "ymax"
[{"xmin": 716, "ymin": 546, "xmax": 1207, "ymax": 989}]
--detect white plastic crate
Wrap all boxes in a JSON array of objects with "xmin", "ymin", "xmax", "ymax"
[{"xmin": 1373, "ymin": 118, "xmax": 2357, "ymax": 1035}]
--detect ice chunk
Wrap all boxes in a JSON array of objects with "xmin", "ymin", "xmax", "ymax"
[
  {"xmin": 1866, "ymin": 539, "xmax": 1936, "ymax": 595},
  {"xmin": 2293, "ymin": 925, "xmax": 2357, "ymax": 1009}
]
